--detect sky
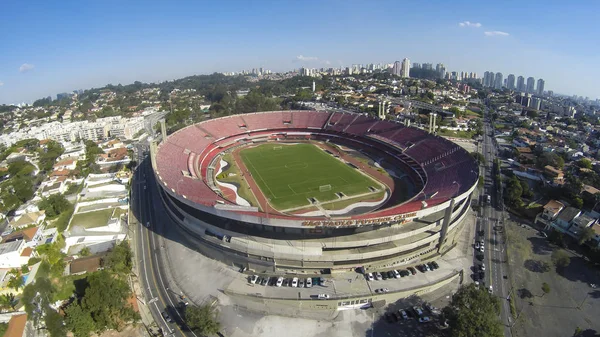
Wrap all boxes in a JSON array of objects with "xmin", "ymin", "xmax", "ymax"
[{"xmin": 0, "ymin": 0, "xmax": 599, "ymax": 104}]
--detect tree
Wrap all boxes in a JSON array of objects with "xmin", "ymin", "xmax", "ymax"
[
  {"xmin": 442, "ymin": 284, "xmax": 503, "ymax": 337},
  {"xmin": 39, "ymin": 194, "xmax": 72, "ymax": 218},
  {"xmin": 65, "ymin": 302, "xmax": 96, "ymax": 337},
  {"xmin": 36, "ymin": 241, "xmax": 67, "ymax": 278},
  {"xmin": 21, "ymin": 276, "xmax": 56, "ymax": 328},
  {"xmin": 185, "ymin": 304, "xmax": 221, "ymax": 336},
  {"xmin": 105, "ymin": 241, "xmax": 133, "ymax": 276},
  {"xmin": 541, "ymin": 282, "xmax": 550, "ymax": 296},
  {"xmin": 80, "ymin": 271, "xmax": 137, "ymax": 331},
  {"xmin": 79, "ymin": 246, "xmax": 91, "ymax": 257},
  {"xmin": 578, "ymin": 158, "xmax": 593, "ymax": 170},
  {"xmin": 551, "ymin": 249, "xmax": 571, "ymax": 269},
  {"xmin": 7, "ymin": 274, "xmax": 24, "ymax": 291},
  {"xmin": 470, "ymin": 152, "xmax": 486, "ymax": 165},
  {"xmin": 578, "ymin": 226, "xmax": 596, "ymax": 245},
  {"xmin": 45, "ymin": 309, "xmax": 67, "ymax": 337},
  {"xmin": 0, "ymin": 293, "xmax": 16, "ymax": 312}
]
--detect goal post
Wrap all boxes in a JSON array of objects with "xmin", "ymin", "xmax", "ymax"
[
  {"xmin": 273, "ymin": 146, "xmax": 283, "ymax": 150},
  {"xmin": 319, "ymin": 184, "xmax": 332, "ymax": 192}
]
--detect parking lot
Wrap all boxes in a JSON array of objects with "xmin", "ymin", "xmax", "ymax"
[
  {"xmin": 244, "ymin": 260, "xmax": 451, "ymax": 300},
  {"xmin": 506, "ymin": 218, "xmax": 600, "ymax": 337}
]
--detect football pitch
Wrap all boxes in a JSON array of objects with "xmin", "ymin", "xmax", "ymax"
[{"xmin": 239, "ymin": 143, "xmax": 380, "ymax": 210}]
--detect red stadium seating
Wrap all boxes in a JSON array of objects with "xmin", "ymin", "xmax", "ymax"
[{"xmin": 154, "ymin": 111, "xmax": 478, "ymax": 220}]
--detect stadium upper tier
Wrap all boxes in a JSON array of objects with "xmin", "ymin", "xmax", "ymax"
[{"xmin": 154, "ymin": 110, "xmax": 479, "ymax": 222}]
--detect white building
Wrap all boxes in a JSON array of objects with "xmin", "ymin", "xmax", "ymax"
[{"xmin": 401, "ymin": 58, "xmax": 410, "ymax": 78}]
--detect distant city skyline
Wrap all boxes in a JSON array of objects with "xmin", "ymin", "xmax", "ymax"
[{"xmin": 1, "ymin": 0, "xmax": 598, "ymax": 104}]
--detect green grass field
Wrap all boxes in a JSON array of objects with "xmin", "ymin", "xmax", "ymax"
[{"xmin": 239, "ymin": 143, "xmax": 380, "ymax": 210}]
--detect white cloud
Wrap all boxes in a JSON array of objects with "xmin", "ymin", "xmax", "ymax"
[
  {"xmin": 484, "ymin": 31, "xmax": 509, "ymax": 37},
  {"xmin": 19, "ymin": 63, "xmax": 35, "ymax": 73},
  {"xmin": 296, "ymin": 55, "xmax": 319, "ymax": 62},
  {"xmin": 458, "ymin": 21, "xmax": 482, "ymax": 28}
]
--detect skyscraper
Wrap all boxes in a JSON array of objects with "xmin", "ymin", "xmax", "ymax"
[
  {"xmin": 494, "ymin": 72, "xmax": 503, "ymax": 89},
  {"xmin": 507, "ymin": 74, "xmax": 516, "ymax": 90},
  {"xmin": 526, "ymin": 77, "xmax": 535, "ymax": 93},
  {"xmin": 412, "ymin": 63, "xmax": 421, "ymax": 69},
  {"xmin": 392, "ymin": 61, "xmax": 402, "ymax": 76},
  {"xmin": 516, "ymin": 76, "xmax": 525, "ymax": 92},
  {"xmin": 436, "ymin": 63, "xmax": 446, "ymax": 79},
  {"xmin": 483, "ymin": 71, "xmax": 490, "ymax": 87},
  {"xmin": 536, "ymin": 79, "xmax": 545, "ymax": 95},
  {"xmin": 422, "ymin": 63, "xmax": 433, "ymax": 71},
  {"xmin": 488, "ymin": 72, "xmax": 495, "ymax": 88},
  {"xmin": 401, "ymin": 58, "xmax": 410, "ymax": 78}
]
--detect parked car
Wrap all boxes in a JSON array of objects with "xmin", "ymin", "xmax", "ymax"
[
  {"xmin": 479, "ymin": 246, "xmax": 485, "ymax": 253},
  {"xmin": 475, "ymin": 242, "xmax": 480, "ymax": 250},
  {"xmin": 418, "ymin": 316, "xmax": 431, "ymax": 323},
  {"xmin": 292, "ymin": 277, "xmax": 299, "ymax": 287},
  {"xmin": 161, "ymin": 311, "xmax": 173, "ymax": 323},
  {"xmin": 393, "ymin": 270, "xmax": 401, "ymax": 279},
  {"xmin": 480, "ymin": 263, "xmax": 486, "ymax": 271},
  {"xmin": 488, "ymin": 285, "xmax": 493, "ymax": 294},
  {"xmin": 306, "ymin": 277, "xmax": 312, "ymax": 288},
  {"xmin": 260, "ymin": 278, "xmax": 268, "ymax": 286},
  {"xmin": 276, "ymin": 277, "xmax": 283, "ymax": 287},
  {"xmin": 427, "ymin": 262, "xmax": 435, "ymax": 270},
  {"xmin": 413, "ymin": 306, "xmax": 423, "ymax": 317},
  {"xmin": 283, "ymin": 278, "xmax": 289, "ymax": 287},
  {"xmin": 381, "ymin": 272, "xmax": 388, "ymax": 280},
  {"xmin": 317, "ymin": 294, "xmax": 330, "ymax": 299},
  {"xmin": 387, "ymin": 271, "xmax": 395, "ymax": 279},
  {"xmin": 431, "ymin": 261, "xmax": 439, "ymax": 269},
  {"xmin": 408, "ymin": 267, "xmax": 417, "ymax": 275},
  {"xmin": 375, "ymin": 288, "xmax": 389, "ymax": 293},
  {"xmin": 400, "ymin": 310, "xmax": 408, "ymax": 320},
  {"xmin": 423, "ymin": 302, "xmax": 434, "ymax": 312},
  {"xmin": 400, "ymin": 269, "xmax": 410, "ymax": 277},
  {"xmin": 250, "ymin": 275, "xmax": 259, "ymax": 284},
  {"xmin": 375, "ymin": 272, "xmax": 383, "ymax": 280},
  {"xmin": 367, "ymin": 273, "xmax": 374, "ymax": 281}
]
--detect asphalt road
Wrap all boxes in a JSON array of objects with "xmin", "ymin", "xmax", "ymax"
[
  {"xmin": 479, "ymin": 111, "xmax": 512, "ymax": 337},
  {"xmin": 131, "ymin": 144, "xmax": 197, "ymax": 337}
]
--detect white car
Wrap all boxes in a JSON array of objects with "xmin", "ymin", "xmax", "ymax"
[
  {"xmin": 250, "ymin": 275, "xmax": 258, "ymax": 284},
  {"xmin": 375, "ymin": 272, "xmax": 383, "ymax": 280},
  {"xmin": 488, "ymin": 285, "xmax": 493, "ymax": 294},
  {"xmin": 474, "ymin": 281, "xmax": 480, "ymax": 289},
  {"xmin": 367, "ymin": 273, "xmax": 374, "ymax": 281},
  {"xmin": 292, "ymin": 277, "xmax": 298, "ymax": 287},
  {"xmin": 317, "ymin": 294, "xmax": 330, "ymax": 299},
  {"xmin": 393, "ymin": 270, "xmax": 401, "ymax": 279},
  {"xmin": 276, "ymin": 277, "xmax": 283, "ymax": 287},
  {"xmin": 480, "ymin": 263, "xmax": 486, "ymax": 271},
  {"xmin": 475, "ymin": 242, "xmax": 480, "ymax": 250},
  {"xmin": 306, "ymin": 278, "xmax": 312, "ymax": 288}
]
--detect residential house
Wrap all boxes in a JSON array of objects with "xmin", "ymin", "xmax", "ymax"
[
  {"xmin": 546, "ymin": 206, "xmax": 581, "ymax": 233},
  {"xmin": 1, "ymin": 226, "xmax": 44, "ymax": 248},
  {"xmin": 69, "ymin": 254, "xmax": 105, "ymax": 275},
  {"xmin": 52, "ymin": 156, "xmax": 78, "ymax": 171},
  {"xmin": 535, "ymin": 200, "xmax": 564, "ymax": 227},
  {"xmin": 4, "ymin": 314, "xmax": 28, "ymax": 337},
  {"xmin": 8, "ymin": 211, "xmax": 46, "ymax": 230},
  {"xmin": 569, "ymin": 214, "xmax": 596, "ymax": 237},
  {"xmin": 591, "ymin": 224, "xmax": 600, "ymax": 248},
  {"xmin": 544, "ymin": 165, "xmax": 564, "ymax": 180},
  {"xmin": 0, "ymin": 240, "xmax": 35, "ymax": 268}
]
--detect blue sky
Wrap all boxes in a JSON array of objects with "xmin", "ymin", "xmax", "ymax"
[{"xmin": 0, "ymin": 0, "xmax": 598, "ymax": 104}]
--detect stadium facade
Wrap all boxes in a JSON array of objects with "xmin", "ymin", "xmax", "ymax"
[{"xmin": 150, "ymin": 110, "xmax": 479, "ymax": 273}]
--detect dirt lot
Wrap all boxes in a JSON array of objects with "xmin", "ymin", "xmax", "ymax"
[{"xmin": 506, "ymin": 218, "xmax": 600, "ymax": 337}]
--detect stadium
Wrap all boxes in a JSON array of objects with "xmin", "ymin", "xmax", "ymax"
[{"xmin": 149, "ymin": 110, "xmax": 479, "ymax": 273}]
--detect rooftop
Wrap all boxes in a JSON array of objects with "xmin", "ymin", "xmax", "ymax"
[
  {"xmin": 4, "ymin": 314, "xmax": 27, "ymax": 337},
  {"xmin": 0, "ymin": 240, "xmax": 23, "ymax": 255},
  {"xmin": 543, "ymin": 200, "xmax": 564, "ymax": 214},
  {"xmin": 557, "ymin": 207, "xmax": 580, "ymax": 223}
]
